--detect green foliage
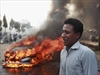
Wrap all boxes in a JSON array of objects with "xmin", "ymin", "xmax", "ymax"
[
  {"xmin": 14, "ymin": 22, "xmax": 21, "ymax": 32},
  {"xmin": 0, "ymin": 19, "xmax": 2, "ymax": 31},
  {"xmin": 0, "ymin": 19, "xmax": 2, "ymax": 27},
  {"xmin": 21, "ymin": 23, "xmax": 26, "ymax": 32},
  {"xmin": 3, "ymin": 15, "xmax": 8, "ymax": 28},
  {"xmin": 9, "ymin": 19, "xmax": 32, "ymax": 33},
  {"xmin": 9, "ymin": 19, "xmax": 21, "ymax": 32},
  {"xmin": 9, "ymin": 18, "xmax": 14, "ymax": 30},
  {"xmin": 3, "ymin": 15, "xmax": 8, "ymax": 32},
  {"xmin": 20, "ymin": 21, "xmax": 32, "ymax": 32}
]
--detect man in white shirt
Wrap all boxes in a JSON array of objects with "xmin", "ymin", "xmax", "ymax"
[{"xmin": 59, "ymin": 18, "xmax": 98, "ymax": 75}]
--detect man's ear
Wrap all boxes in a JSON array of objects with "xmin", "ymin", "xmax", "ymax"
[{"xmin": 76, "ymin": 33, "xmax": 81, "ymax": 40}]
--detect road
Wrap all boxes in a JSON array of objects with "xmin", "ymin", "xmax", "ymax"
[{"xmin": 0, "ymin": 41, "xmax": 100, "ymax": 69}]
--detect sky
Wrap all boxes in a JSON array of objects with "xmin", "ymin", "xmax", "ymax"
[{"xmin": 0, "ymin": 0, "xmax": 52, "ymax": 29}]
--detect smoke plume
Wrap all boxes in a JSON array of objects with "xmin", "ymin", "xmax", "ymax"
[
  {"xmin": 16, "ymin": 0, "xmax": 98, "ymax": 45},
  {"xmin": 34, "ymin": 0, "xmax": 99, "ymax": 40}
]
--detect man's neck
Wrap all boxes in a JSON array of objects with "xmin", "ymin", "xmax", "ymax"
[
  {"xmin": 66, "ymin": 41, "xmax": 77, "ymax": 51},
  {"xmin": 66, "ymin": 46, "xmax": 71, "ymax": 52}
]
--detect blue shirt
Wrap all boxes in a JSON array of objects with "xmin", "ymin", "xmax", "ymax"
[{"xmin": 59, "ymin": 41, "xmax": 98, "ymax": 75}]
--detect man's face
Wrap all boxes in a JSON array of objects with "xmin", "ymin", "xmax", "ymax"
[{"xmin": 61, "ymin": 24, "xmax": 80, "ymax": 48}]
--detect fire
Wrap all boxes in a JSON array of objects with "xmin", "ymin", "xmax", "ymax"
[
  {"xmin": 3, "ymin": 36, "xmax": 64, "ymax": 68},
  {"xmin": 6, "ymin": 36, "xmax": 36, "ymax": 52}
]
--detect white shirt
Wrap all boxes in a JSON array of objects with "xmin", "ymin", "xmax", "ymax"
[{"xmin": 59, "ymin": 41, "xmax": 98, "ymax": 75}]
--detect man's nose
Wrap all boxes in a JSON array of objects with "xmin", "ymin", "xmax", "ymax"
[{"xmin": 61, "ymin": 32, "xmax": 66, "ymax": 38}]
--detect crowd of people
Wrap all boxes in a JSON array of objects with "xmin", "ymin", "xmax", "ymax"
[{"xmin": 0, "ymin": 32, "xmax": 22, "ymax": 44}]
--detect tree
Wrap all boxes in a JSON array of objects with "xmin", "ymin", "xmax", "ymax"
[
  {"xmin": 20, "ymin": 21, "xmax": 32, "ymax": 33},
  {"xmin": 3, "ymin": 15, "xmax": 8, "ymax": 33},
  {"xmin": 9, "ymin": 19, "xmax": 21, "ymax": 33},
  {"xmin": 0, "ymin": 19, "xmax": 2, "ymax": 32},
  {"xmin": 25, "ymin": 22, "xmax": 32, "ymax": 28},
  {"xmin": 0, "ymin": 19, "xmax": 2, "ymax": 26},
  {"xmin": 9, "ymin": 18, "xmax": 14, "ymax": 30},
  {"xmin": 14, "ymin": 22, "xmax": 21, "ymax": 32},
  {"xmin": 20, "ymin": 23, "xmax": 26, "ymax": 32}
]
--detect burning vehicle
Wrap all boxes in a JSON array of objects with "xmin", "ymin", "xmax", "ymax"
[{"xmin": 2, "ymin": 35, "xmax": 64, "ymax": 68}]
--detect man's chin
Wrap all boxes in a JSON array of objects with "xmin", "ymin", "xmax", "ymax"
[{"xmin": 63, "ymin": 43, "xmax": 68, "ymax": 46}]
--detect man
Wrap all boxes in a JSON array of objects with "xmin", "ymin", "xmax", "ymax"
[{"xmin": 59, "ymin": 18, "xmax": 98, "ymax": 75}]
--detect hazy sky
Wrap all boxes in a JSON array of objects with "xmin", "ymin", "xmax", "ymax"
[{"xmin": 1, "ymin": 0, "xmax": 51, "ymax": 28}]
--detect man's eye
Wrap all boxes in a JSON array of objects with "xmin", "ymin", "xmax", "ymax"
[
  {"xmin": 65, "ymin": 31, "xmax": 70, "ymax": 34},
  {"xmin": 62, "ymin": 30, "xmax": 70, "ymax": 34}
]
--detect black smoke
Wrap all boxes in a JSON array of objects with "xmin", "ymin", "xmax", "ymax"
[{"xmin": 35, "ymin": 0, "xmax": 99, "ymax": 40}]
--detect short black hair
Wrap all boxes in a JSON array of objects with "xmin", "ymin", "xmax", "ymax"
[{"xmin": 63, "ymin": 18, "xmax": 83, "ymax": 38}]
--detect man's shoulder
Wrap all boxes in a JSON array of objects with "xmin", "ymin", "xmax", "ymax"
[
  {"xmin": 79, "ymin": 44, "xmax": 95, "ymax": 55},
  {"xmin": 80, "ymin": 44, "xmax": 91, "ymax": 50}
]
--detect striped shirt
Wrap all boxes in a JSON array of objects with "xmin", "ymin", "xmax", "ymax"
[{"xmin": 59, "ymin": 41, "xmax": 98, "ymax": 75}]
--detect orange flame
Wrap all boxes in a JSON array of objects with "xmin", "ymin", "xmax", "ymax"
[{"xmin": 3, "ymin": 36, "xmax": 64, "ymax": 68}]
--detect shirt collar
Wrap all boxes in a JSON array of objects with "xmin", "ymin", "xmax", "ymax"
[
  {"xmin": 63, "ymin": 41, "xmax": 80, "ymax": 53},
  {"xmin": 70, "ymin": 41, "xmax": 80, "ymax": 50}
]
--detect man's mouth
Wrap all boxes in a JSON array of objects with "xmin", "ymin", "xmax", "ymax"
[{"xmin": 63, "ymin": 39, "xmax": 67, "ymax": 43}]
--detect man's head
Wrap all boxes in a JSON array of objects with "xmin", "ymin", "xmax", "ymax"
[{"xmin": 61, "ymin": 18, "xmax": 83, "ymax": 48}]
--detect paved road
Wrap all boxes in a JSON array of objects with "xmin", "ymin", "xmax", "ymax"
[
  {"xmin": 0, "ymin": 43, "xmax": 11, "ymax": 65},
  {"xmin": 0, "ymin": 43, "xmax": 100, "ymax": 67}
]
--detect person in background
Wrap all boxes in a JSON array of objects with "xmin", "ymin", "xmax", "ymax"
[
  {"xmin": 9, "ymin": 33, "xmax": 13, "ymax": 44},
  {"xmin": 0, "ymin": 33, "xmax": 2, "ymax": 42},
  {"xmin": 19, "ymin": 34, "xmax": 22, "ymax": 39},
  {"xmin": 59, "ymin": 18, "xmax": 98, "ymax": 75},
  {"xmin": 13, "ymin": 33, "xmax": 18, "ymax": 42}
]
